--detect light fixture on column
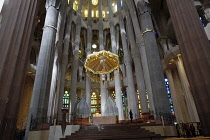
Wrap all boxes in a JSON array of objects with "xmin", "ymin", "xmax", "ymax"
[
  {"xmin": 92, "ymin": 0, "xmax": 98, "ymax": 6},
  {"xmin": 92, "ymin": 44, "xmax": 97, "ymax": 49}
]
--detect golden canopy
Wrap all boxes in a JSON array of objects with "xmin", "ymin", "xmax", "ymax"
[{"xmin": 84, "ymin": 50, "xmax": 119, "ymax": 75}]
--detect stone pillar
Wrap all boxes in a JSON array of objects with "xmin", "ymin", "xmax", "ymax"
[
  {"xmin": 108, "ymin": 0, "xmax": 124, "ymax": 120},
  {"xmin": 85, "ymin": 0, "xmax": 92, "ymax": 115},
  {"xmin": 53, "ymin": 67, "xmax": 62, "ymax": 117},
  {"xmin": 117, "ymin": 1, "xmax": 138, "ymax": 119},
  {"xmin": 125, "ymin": 9, "xmax": 149, "ymax": 114},
  {"xmin": 28, "ymin": 0, "xmax": 60, "ymax": 119},
  {"xmin": 98, "ymin": 0, "xmax": 108, "ymax": 116},
  {"xmin": 175, "ymin": 56, "xmax": 199, "ymax": 122},
  {"xmin": 0, "ymin": 0, "xmax": 41, "ymax": 138},
  {"xmin": 166, "ymin": 69, "xmax": 191, "ymax": 123},
  {"xmin": 99, "ymin": 0, "xmax": 104, "ymax": 51},
  {"xmin": 136, "ymin": 1, "xmax": 171, "ymax": 116},
  {"xmin": 115, "ymin": 26, "xmax": 125, "ymax": 120},
  {"xmin": 47, "ymin": 52, "xmax": 59, "ymax": 117},
  {"xmin": 69, "ymin": 0, "xmax": 82, "ymax": 117},
  {"xmin": 56, "ymin": 6, "xmax": 75, "ymax": 117},
  {"xmin": 25, "ymin": 0, "xmax": 60, "ymax": 139},
  {"xmin": 167, "ymin": 0, "xmax": 210, "ymax": 134},
  {"xmin": 125, "ymin": 1, "xmax": 155, "ymax": 114},
  {"xmin": 47, "ymin": 0, "xmax": 68, "ymax": 117}
]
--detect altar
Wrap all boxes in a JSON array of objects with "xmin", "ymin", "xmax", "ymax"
[{"xmin": 92, "ymin": 116, "xmax": 118, "ymax": 125}]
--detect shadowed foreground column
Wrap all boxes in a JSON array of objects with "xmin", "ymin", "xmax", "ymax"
[{"xmin": 167, "ymin": 0, "xmax": 210, "ymax": 135}]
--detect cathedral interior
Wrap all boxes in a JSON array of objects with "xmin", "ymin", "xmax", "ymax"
[{"xmin": 0, "ymin": 0, "xmax": 210, "ymax": 139}]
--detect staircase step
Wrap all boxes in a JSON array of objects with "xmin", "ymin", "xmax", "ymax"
[{"xmin": 61, "ymin": 124, "xmax": 163, "ymax": 140}]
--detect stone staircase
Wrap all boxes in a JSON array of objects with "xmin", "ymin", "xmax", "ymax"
[{"xmin": 60, "ymin": 124, "xmax": 163, "ymax": 140}]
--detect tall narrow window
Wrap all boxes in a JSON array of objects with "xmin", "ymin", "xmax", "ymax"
[
  {"xmin": 92, "ymin": 10, "xmax": 94, "ymax": 17},
  {"xmin": 73, "ymin": 0, "xmax": 78, "ymax": 11},
  {"xmin": 165, "ymin": 78, "xmax": 175, "ymax": 115},
  {"xmin": 91, "ymin": 92, "xmax": 98, "ymax": 113},
  {"xmin": 84, "ymin": 10, "xmax": 88, "ymax": 17},
  {"xmin": 96, "ymin": 10, "xmax": 99, "ymax": 18}
]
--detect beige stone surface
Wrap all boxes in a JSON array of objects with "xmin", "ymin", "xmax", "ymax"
[
  {"xmin": 28, "ymin": 130, "xmax": 49, "ymax": 140},
  {"xmin": 164, "ymin": 137, "xmax": 210, "ymax": 140},
  {"xmin": 92, "ymin": 116, "xmax": 117, "ymax": 124}
]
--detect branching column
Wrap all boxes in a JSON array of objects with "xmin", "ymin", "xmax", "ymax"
[
  {"xmin": 98, "ymin": 0, "xmax": 108, "ymax": 116},
  {"xmin": 108, "ymin": 0, "xmax": 123, "ymax": 119},
  {"xmin": 137, "ymin": 1, "xmax": 171, "ymax": 116},
  {"xmin": 86, "ymin": 0, "xmax": 92, "ymax": 115},
  {"xmin": 69, "ymin": 0, "xmax": 82, "ymax": 116},
  {"xmin": 47, "ymin": 0, "xmax": 68, "ymax": 117},
  {"xmin": 117, "ymin": 0, "xmax": 137, "ymax": 119},
  {"xmin": 56, "ymin": 2, "xmax": 74, "ymax": 117},
  {"xmin": 125, "ymin": 10, "xmax": 149, "ymax": 113},
  {"xmin": 125, "ymin": 0, "xmax": 155, "ymax": 114}
]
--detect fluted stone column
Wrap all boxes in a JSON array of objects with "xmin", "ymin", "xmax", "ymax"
[
  {"xmin": 0, "ymin": 0, "xmax": 41, "ymax": 138},
  {"xmin": 166, "ymin": 69, "xmax": 191, "ymax": 123},
  {"xmin": 47, "ymin": 0, "xmax": 68, "ymax": 117},
  {"xmin": 125, "ymin": 10, "xmax": 149, "ymax": 114},
  {"xmin": 25, "ymin": 0, "xmax": 60, "ymax": 139},
  {"xmin": 69, "ymin": 0, "xmax": 82, "ymax": 117},
  {"xmin": 175, "ymin": 56, "xmax": 199, "ymax": 122},
  {"xmin": 136, "ymin": 1, "xmax": 171, "ymax": 116},
  {"xmin": 97, "ymin": 0, "xmax": 108, "ymax": 116},
  {"xmin": 167, "ymin": 0, "xmax": 210, "ymax": 134},
  {"xmin": 28, "ymin": 0, "xmax": 60, "ymax": 120},
  {"xmin": 85, "ymin": 0, "xmax": 92, "ymax": 115},
  {"xmin": 117, "ymin": 0, "xmax": 138, "ymax": 119},
  {"xmin": 108, "ymin": 0, "xmax": 124, "ymax": 120},
  {"xmin": 56, "ymin": 1, "xmax": 74, "ymax": 118},
  {"xmin": 125, "ymin": 1, "xmax": 155, "ymax": 114}
]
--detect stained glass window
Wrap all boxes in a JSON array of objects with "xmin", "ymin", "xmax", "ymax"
[
  {"xmin": 63, "ymin": 91, "xmax": 70, "ymax": 109},
  {"xmin": 165, "ymin": 78, "xmax": 175, "ymax": 115},
  {"xmin": 91, "ymin": 92, "xmax": 98, "ymax": 113}
]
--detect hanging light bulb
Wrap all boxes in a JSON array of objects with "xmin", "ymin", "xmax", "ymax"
[{"xmin": 92, "ymin": 0, "xmax": 98, "ymax": 5}]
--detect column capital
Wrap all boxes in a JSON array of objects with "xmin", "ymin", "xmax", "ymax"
[
  {"xmin": 204, "ymin": 8, "xmax": 210, "ymax": 22},
  {"xmin": 46, "ymin": 0, "xmax": 61, "ymax": 9}
]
